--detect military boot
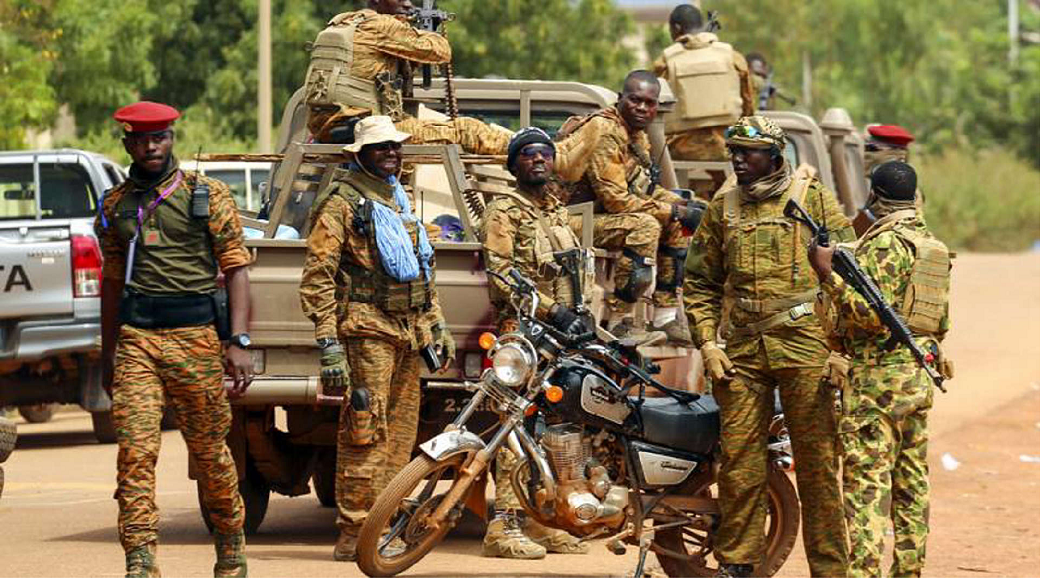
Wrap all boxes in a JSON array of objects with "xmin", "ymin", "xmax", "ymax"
[
  {"xmin": 482, "ymin": 513, "xmax": 546, "ymax": 559},
  {"xmin": 607, "ymin": 317, "xmax": 666, "ymax": 347},
  {"xmin": 649, "ymin": 318, "xmax": 694, "ymax": 347},
  {"xmin": 522, "ymin": 518, "xmax": 588, "ymax": 554},
  {"xmin": 333, "ymin": 531, "xmax": 358, "ymax": 562},
  {"xmin": 124, "ymin": 542, "xmax": 160, "ymax": 578},
  {"xmin": 716, "ymin": 563, "xmax": 754, "ymax": 578},
  {"xmin": 213, "ymin": 531, "xmax": 247, "ymax": 578}
]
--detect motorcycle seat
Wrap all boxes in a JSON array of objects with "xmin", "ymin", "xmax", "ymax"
[{"xmin": 632, "ymin": 395, "xmax": 720, "ymax": 455}]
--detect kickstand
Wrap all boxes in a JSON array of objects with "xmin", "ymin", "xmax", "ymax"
[{"xmin": 632, "ymin": 539, "xmax": 651, "ymax": 578}]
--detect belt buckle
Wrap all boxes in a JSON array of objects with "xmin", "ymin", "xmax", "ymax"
[{"xmin": 789, "ymin": 302, "xmax": 812, "ymax": 320}]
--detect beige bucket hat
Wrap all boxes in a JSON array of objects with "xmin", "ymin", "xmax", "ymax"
[{"xmin": 342, "ymin": 115, "xmax": 411, "ymax": 153}]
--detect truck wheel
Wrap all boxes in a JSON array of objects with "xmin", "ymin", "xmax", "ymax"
[
  {"xmin": 18, "ymin": 403, "xmax": 57, "ymax": 424},
  {"xmin": 311, "ymin": 447, "xmax": 337, "ymax": 508},
  {"xmin": 198, "ymin": 460, "xmax": 271, "ymax": 535},
  {"xmin": 0, "ymin": 417, "xmax": 18, "ymax": 463},
  {"xmin": 91, "ymin": 411, "xmax": 117, "ymax": 444}
]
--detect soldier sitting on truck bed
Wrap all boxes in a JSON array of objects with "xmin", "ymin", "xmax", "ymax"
[
  {"xmin": 479, "ymin": 127, "xmax": 592, "ymax": 559},
  {"xmin": 554, "ymin": 70, "xmax": 704, "ymax": 346},
  {"xmin": 652, "ymin": 4, "xmax": 756, "ymax": 199},
  {"xmin": 304, "ymin": 0, "xmax": 510, "ymax": 154}
]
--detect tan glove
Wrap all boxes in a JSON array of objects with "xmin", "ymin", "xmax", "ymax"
[
  {"xmin": 700, "ymin": 341, "xmax": 735, "ymax": 384},
  {"xmin": 823, "ymin": 351, "xmax": 850, "ymax": 389}
]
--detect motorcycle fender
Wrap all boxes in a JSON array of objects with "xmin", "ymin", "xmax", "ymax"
[
  {"xmin": 419, "ymin": 429, "xmax": 486, "ymax": 461},
  {"xmin": 465, "ymin": 471, "xmax": 489, "ymax": 521}
]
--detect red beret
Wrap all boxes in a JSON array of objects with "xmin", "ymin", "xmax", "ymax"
[
  {"xmin": 867, "ymin": 124, "xmax": 914, "ymax": 146},
  {"xmin": 113, "ymin": 101, "xmax": 180, "ymax": 134}
]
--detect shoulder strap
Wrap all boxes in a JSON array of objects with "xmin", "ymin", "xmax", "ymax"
[{"xmin": 860, "ymin": 209, "xmax": 918, "ymax": 244}]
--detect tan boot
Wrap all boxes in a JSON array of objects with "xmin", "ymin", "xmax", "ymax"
[
  {"xmin": 213, "ymin": 531, "xmax": 247, "ymax": 578},
  {"xmin": 125, "ymin": 541, "xmax": 160, "ymax": 578},
  {"xmin": 522, "ymin": 518, "xmax": 589, "ymax": 554},
  {"xmin": 607, "ymin": 317, "xmax": 666, "ymax": 347},
  {"xmin": 649, "ymin": 318, "xmax": 694, "ymax": 347},
  {"xmin": 333, "ymin": 531, "xmax": 358, "ymax": 562},
  {"xmin": 482, "ymin": 514, "xmax": 546, "ymax": 559}
]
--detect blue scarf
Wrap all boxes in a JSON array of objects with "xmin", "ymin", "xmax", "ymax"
[{"xmin": 353, "ymin": 164, "xmax": 433, "ymax": 282}]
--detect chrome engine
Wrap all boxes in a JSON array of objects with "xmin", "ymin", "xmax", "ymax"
[{"xmin": 538, "ymin": 424, "xmax": 628, "ymax": 534}]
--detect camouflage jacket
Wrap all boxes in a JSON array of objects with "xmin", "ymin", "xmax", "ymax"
[
  {"xmin": 554, "ymin": 107, "xmax": 673, "ymax": 224},
  {"xmin": 684, "ymin": 174, "xmax": 853, "ymax": 367},
  {"xmin": 330, "ymin": 9, "xmax": 450, "ymax": 84},
  {"xmin": 299, "ymin": 168, "xmax": 444, "ymax": 349},
  {"xmin": 95, "ymin": 164, "xmax": 250, "ymax": 295},
  {"xmin": 821, "ymin": 211, "xmax": 950, "ymax": 366},
  {"xmin": 480, "ymin": 185, "xmax": 584, "ymax": 326}
]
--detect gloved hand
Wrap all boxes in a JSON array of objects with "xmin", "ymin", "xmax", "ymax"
[
  {"xmin": 823, "ymin": 351, "xmax": 850, "ymax": 389},
  {"xmin": 548, "ymin": 304, "xmax": 588, "ymax": 336},
  {"xmin": 672, "ymin": 200, "xmax": 707, "ymax": 233},
  {"xmin": 700, "ymin": 341, "xmax": 735, "ymax": 384},
  {"xmin": 433, "ymin": 323, "xmax": 456, "ymax": 369},
  {"xmin": 319, "ymin": 343, "xmax": 351, "ymax": 397}
]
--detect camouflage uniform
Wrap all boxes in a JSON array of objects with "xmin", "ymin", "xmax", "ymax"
[
  {"xmin": 555, "ymin": 106, "xmax": 687, "ymax": 310},
  {"xmin": 683, "ymin": 119, "xmax": 851, "ymax": 576},
  {"xmin": 821, "ymin": 208, "xmax": 951, "ymax": 578},
  {"xmin": 96, "ymin": 167, "xmax": 249, "ymax": 555},
  {"xmin": 299, "ymin": 166, "xmax": 444, "ymax": 543},
  {"xmin": 304, "ymin": 9, "xmax": 509, "ymax": 154}
]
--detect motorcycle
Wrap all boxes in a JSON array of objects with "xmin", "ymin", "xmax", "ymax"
[{"xmin": 355, "ymin": 269, "xmax": 800, "ymax": 577}]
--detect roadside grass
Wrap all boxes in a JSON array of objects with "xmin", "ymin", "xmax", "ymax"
[{"xmin": 919, "ymin": 148, "xmax": 1040, "ymax": 252}]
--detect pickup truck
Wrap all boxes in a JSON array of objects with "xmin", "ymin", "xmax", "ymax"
[
  {"xmin": 0, "ymin": 150, "xmax": 128, "ymax": 442},
  {"xmin": 192, "ymin": 78, "xmax": 868, "ymax": 535}
]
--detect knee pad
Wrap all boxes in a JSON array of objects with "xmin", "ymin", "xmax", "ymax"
[
  {"xmin": 656, "ymin": 245, "xmax": 688, "ymax": 293},
  {"xmin": 614, "ymin": 248, "xmax": 655, "ymax": 303}
]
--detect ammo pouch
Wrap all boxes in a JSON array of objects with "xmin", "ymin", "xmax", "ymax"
[
  {"xmin": 346, "ymin": 388, "xmax": 376, "ymax": 446},
  {"xmin": 211, "ymin": 288, "xmax": 231, "ymax": 340},
  {"xmin": 119, "ymin": 290, "xmax": 217, "ymax": 331},
  {"xmin": 343, "ymin": 261, "xmax": 433, "ymax": 313}
]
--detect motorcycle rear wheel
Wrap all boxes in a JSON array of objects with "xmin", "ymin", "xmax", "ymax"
[
  {"xmin": 653, "ymin": 466, "xmax": 800, "ymax": 577},
  {"xmin": 356, "ymin": 453, "xmax": 471, "ymax": 577}
]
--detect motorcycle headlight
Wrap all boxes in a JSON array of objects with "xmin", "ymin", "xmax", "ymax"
[{"xmin": 491, "ymin": 341, "xmax": 535, "ymax": 387}]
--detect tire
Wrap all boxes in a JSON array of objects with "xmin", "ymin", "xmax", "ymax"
[
  {"xmin": 198, "ymin": 459, "xmax": 271, "ymax": 536},
  {"xmin": 18, "ymin": 403, "xmax": 57, "ymax": 424},
  {"xmin": 91, "ymin": 411, "xmax": 117, "ymax": 444},
  {"xmin": 654, "ymin": 466, "xmax": 800, "ymax": 577},
  {"xmin": 0, "ymin": 417, "xmax": 17, "ymax": 463},
  {"xmin": 356, "ymin": 453, "xmax": 471, "ymax": 577},
  {"xmin": 312, "ymin": 447, "xmax": 337, "ymax": 508}
]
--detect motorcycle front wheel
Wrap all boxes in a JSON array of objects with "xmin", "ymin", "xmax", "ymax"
[
  {"xmin": 653, "ymin": 466, "xmax": 800, "ymax": 577},
  {"xmin": 356, "ymin": 452, "xmax": 473, "ymax": 577}
]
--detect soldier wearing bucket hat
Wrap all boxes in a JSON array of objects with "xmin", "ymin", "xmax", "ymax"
[
  {"xmin": 300, "ymin": 116, "xmax": 454, "ymax": 562},
  {"xmin": 683, "ymin": 115, "xmax": 852, "ymax": 576}
]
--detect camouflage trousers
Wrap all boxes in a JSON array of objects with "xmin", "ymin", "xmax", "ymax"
[
  {"xmin": 112, "ymin": 324, "xmax": 243, "ymax": 550},
  {"xmin": 336, "ymin": 337, "xmax": 421, "ymax": 536},
  {"xmin": 667, "ymin": 127, "xmax": 729, "ymax": 199},
  {"xmin": 569, "ymin": 190, "xmax": 688, "ymax": 308},
  {"xmin": 842, "ymin": 362, "xmax": 933, "ymax": 578},
  {"xmin": 713, "ymin": 347, "xmax": 847, "ymax": 576}
]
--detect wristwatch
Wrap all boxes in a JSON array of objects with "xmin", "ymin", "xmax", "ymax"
[
  {"xmin": 316, "ymin": 337, "xmax": 339, "ymax": 350},
  {"xmin": 229, "ymin": 333, "xmax": 252, "ymax": 349}
]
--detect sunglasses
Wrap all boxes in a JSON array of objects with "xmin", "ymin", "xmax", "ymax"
[
  {"xmin": 724, "ymin": 125, "xmax": 762, "ymax": 140},
  {"xmin": 518, "ymin": 143, "xmax": 555, "ymax": 159},
  {"xmin": 366, "ymin": 141, "xmax": 403, "ymax": 152}
]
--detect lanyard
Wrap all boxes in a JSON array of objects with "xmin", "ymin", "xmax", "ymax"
[{"xmin": 124, "ymin": 171, "xmax": 184, "ymax": 284}]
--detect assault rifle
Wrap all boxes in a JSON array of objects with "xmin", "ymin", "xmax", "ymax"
[
  {"xmin": 784, "ymin": 199, "xmax": 947, "ymax": 392},
  {"xmin": 758, "ymin": 73, "xmax": 797, "ymax": 110}
]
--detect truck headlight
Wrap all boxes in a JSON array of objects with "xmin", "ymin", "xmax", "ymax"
[{"xmin": 490, "ymin": 340, "xmax": 535, "ymax": 387}]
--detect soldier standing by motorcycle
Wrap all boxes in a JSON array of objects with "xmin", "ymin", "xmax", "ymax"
[
  {"xmin": 304, "ymin": 0, "xmax": 509, "ymax": 154},
  {"xmin": 809, "ymin": 161, "xmax": 952, "ymax": 578},
  {"xmin": 682, "ymin": 115, "xmax": 851, "ymax": 577},
  {"xmin": 299, "ymin": 116, "xmax": 455, "ymax": 562},
  {"xmin": 479, "ymin": 128, "xmax": 591, "ymax": 559}
]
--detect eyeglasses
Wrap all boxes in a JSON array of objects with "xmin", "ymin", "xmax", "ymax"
[
  {"xmin": 366, "ymin": 141, "xmax": 403, "ymax": 152},
  {"xmin": 518, "ymin": 143, "xmax": 555, "ymax": 159},
  {"xmin": 724, "ymin": 125, "xmax": 762, "ymax": 140}
]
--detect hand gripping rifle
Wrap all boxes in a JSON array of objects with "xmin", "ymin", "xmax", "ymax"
[
  {"xmin": 410, "ymin": 0, "xmax": 459, "ymax": 118},
  {"xmin": 784, "ymin": 199, "xmax": 947, "ymax": 392}
]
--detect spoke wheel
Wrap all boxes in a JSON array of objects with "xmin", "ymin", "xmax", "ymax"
[{"xmin": 356, "ymin": 453, "xmax": 470, "ymax": 577}]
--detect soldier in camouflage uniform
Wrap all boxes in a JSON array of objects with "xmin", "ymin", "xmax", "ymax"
[
  {"xmin": 96, "ymin": 102, "xmax": 252, "ymax": 578},
  {"xmin": 652, "ymin": 4, "xmax": 756, "ymax": 198},
  {"xmin": 304, "ymin": 0, "xmax": 510, "ymax": 154},
  {"xmin": 480, "ymin": 127, "xmax": 591, "ymax": 559},
  {"xmin": 683, "ymin": 116, "xmax": 850, "ymax": 577},
  {"xmin": 809, "ymin": 161, "xmax": 952, "ymax": 578},
  {"xmin": 299, "ymin": 116, "xmax": 455, "ymax": 562},
  {"xmin": 554, "ymin": 70, "xmax": 703, "ymax": 345}
]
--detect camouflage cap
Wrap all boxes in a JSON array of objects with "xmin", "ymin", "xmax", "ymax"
[{"xmin": 724, "ymin": 115, "xmax": 786, "ymax": 151}]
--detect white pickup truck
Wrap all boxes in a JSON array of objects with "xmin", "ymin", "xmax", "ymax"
[{"xmin": 0, "ymin": 149, "xmax": 129, "ymax": 442}]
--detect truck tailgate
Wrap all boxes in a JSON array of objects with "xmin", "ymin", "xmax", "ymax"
[{"xmin": 0, "ymin": 223, "xmax": 73, "ymax": 319}]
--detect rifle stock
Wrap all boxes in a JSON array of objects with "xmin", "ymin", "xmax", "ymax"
[{"xmin": 784, "ymin": 199, "xmax": 946, "ymax": 392}]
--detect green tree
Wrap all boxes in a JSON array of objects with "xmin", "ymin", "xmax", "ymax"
[{"xmin": 0, "ymin": 2, "xmax": 60, "ymax": 148}]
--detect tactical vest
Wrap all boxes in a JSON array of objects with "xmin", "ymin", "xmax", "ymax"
[
  {"xmin": 304, "ymin": 11, "xmax": 401, "ymax": 117},
  {"xmin": 661, "ymin": 35, "xmax": 742, "ymax": 133},
  {"xmin": 326, "ymin": 178, "xmax": 434, "ymax": 314},
  {"xmin": 858, "ymin": 210, "xmax": 950, "ymax": 335},
  {"xmin": 557, "ymin": 111, "xmax": 655, "ymax": 206}
]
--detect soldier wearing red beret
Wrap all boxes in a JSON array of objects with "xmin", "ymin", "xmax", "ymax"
[{"xmin": 96, "ymin": 101, "xmax": 253, "ymax": 577}]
